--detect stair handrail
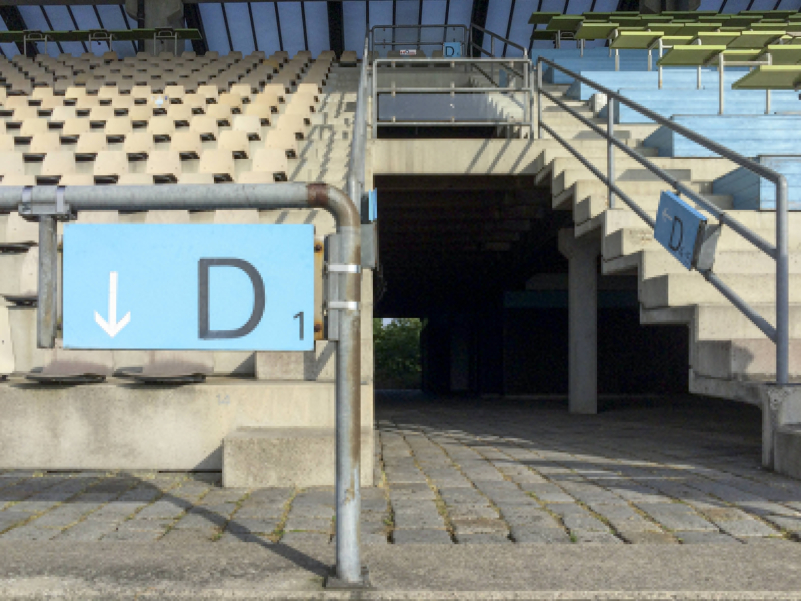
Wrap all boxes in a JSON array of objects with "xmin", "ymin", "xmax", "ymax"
[
  {"xmin": 536, "ymin": 56, "xmax": 790, "ymax": 385},
  {"xmin": 347, "ymin": 37, "xmax": 370, "ymax": 213},
  {"xmin": 470, "ymin": 22, "xmax": 528, "ymax": 58}
]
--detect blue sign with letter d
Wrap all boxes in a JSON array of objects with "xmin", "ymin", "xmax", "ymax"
[
  {"xmin": 654, "ymin": 191, "xmax": 706, "ymax": 270},
  {"xmin": 62, "ymin": 224, "xmax": 314, "ymax": 351}
]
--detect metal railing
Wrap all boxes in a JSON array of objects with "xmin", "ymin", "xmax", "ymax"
[
  {"xmin": 348, "ymin": 37, "xmax": 369, "ymax": 209},
  {"xmin": 469, "ymin": 22, "xmax": 529, "ymax": 58},
  {"xmin": 536, "ymin": 56, "xmax": 790, "ymax": 385},
  {"xmin": 370, "ymin": 24, "xmax": 468, "ymax": 56}
]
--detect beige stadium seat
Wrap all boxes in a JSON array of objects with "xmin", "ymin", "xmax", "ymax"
[
  {"xmin": 37, "ymin": 150, "xmax": 76, "ymax": 185},
  {"xmin": 177, "ymin": 172, "xmax": 215, "ymax": 184},
  {"xmin": 74, "ymin": 96, "xmax": 100, "ymax": 109},
  {"xmin": 147, "ymin": 115, "xmax": 175, "ymax": 142},
  {"xmin": 4, "ymin": 97, "xmax": 32, "ymax": 110},
  {"xmin": 296, "ymin": 82, "xmax": 321, "ymax": 97},
  {"xmin": 242, "ymin": 103, "xmax": 272, "ymax": 126},
  {"xmin": 189, "ymin": 116, "xmax": 218, "ymax": 141},
  {"xmin": 37, "ymin": 96, "xmax": 63, "ymax": 110},
  {"xmin": 182, "ymin": 93, "xmax": 206, "ymax": 114},
  {"xmin": 93, "ymin": 150, "xmax": 129, "ymax": 184},
  {"xmin": 285, "ymin": 93, "xmax": 317, "ymax": 118},
  {"xmin": 249, "ymin": 147, "xmax": 289, "ymax": 181},
  {"xmin": 127, "ymin": 105, "xmax": 152, "ymax": 128},
  {"xmin": 197, "ymin": 84, "xmax": 219, "ymax": 104},
  {"xmin": 205, "ymin": 103, "xmax": 232, "ymax": 126},
  {"xmin": 263, "ymin": 83, "xmax": 287, "ymax": 102},
  {"xmin": 170, "ymin": 131, "xmax": 202, "ymax": 159},
  {"xmin": 61, "ymin": 118, "xmax": 91, "ymax": 142},
  {"xmin": 0, "ymin": 135, "xmax": 14, "ymax": 151},
  {"xmin": 131, "ymin": 85, "xmax": 151, "ymax": 105},
  {"xmin": 249, "ymin": 92, "xmax": 280, "ymax": 115},
  {"xmin": 264, "ymin": 128, "xmax": 300, "ymax": 159},
  {"xmin": 218, "ymin": 130, "xmax": 250, "ymax": 159},
  {"xmin": 217, "ymin": 92, "xmax": 243, "ymax": 113},
  {"xmin": 0, "ymin": 174, "xmax": 35, "ymax": 186},
  {"xmin": 124, "ymin": 131, "xmax": 154, "ymax": 160},
  {"xmin": 229, "ymin": 83, "xmax": 252, "ymax": 99},
  {"xmin": 198, "ymin": 149, "xmax": 235, "ymax": 182},
  {"xmin": 89, "ymin": 105, "xmax": 115, "ymax": 125},
  {"xmin": 232, "ymin": 115, "xmax": 263, "ymax": 140},
  {"xmin": 145, "ymin": 150, "xmax": 181, "ymax": 183},
  {"xmin": 105, "ymin": 117, "xmax": 133, "ymax": 143},
  {"xmin": 97, "ymin": 87, "xmax": 120, "ymax": 104},
  {"xmin": 163, "ymin": 85, "xmax": 186, "ymax": 104},
  {"xmin": 275, "ymin": 114, "xmax": 308, "ymax": 139},
  {"xmin": 58, "ymin": 173, "xmax": 95, "ymax": 185},
  {"xmin": 110, "ymin": 95, "xmax": 135, "ymax": 110},
  {"xmin": 17, "ymin": 118, "xmax": 50, "ymax": 140},
  {"xmin": 117, "ymin": 173, "xmax": 153, "ymax": 185},
  {"xmin": 74, "ymin": 131, "xmax": 108, "ymax": 159},
  {"xmin": 167, "ymin": 103, "xmax": 193, "ymax": 127},
  {"xmin": 50, "ymin": 106, "xmax": 77, "ymax": 123},
  {"xmin": 0, "ymin": 152, "xmax": 26, "ymax": 179},
  {"xmin": 26, "ymin": 132, "xmax": 61, "ymax": 158}
]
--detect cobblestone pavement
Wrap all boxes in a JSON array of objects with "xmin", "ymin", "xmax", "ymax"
[{"xmin": 1, "ymin": 392, "xmax": 800, "ymax": 545}]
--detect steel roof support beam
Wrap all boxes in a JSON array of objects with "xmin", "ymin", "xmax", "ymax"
[
  {"xmin": 0, "ymin": 6, "xmax": 36, "ymax": 56},
  {"xmin": 183, "ymin": 2, "xmax": 208, "ymax": 55},
  {"xmin": 470, "ymin": 0, "xmax": 490, "ymax": 57},
  {"xmin": 327, "ymin": 0, "xmax": 344, "ymax": 57}
]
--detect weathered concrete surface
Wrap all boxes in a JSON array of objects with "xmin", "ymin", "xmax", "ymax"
[
  {"xmin": 223, "ymin": 427, "xmax": 374, "ymax": 487},
  {"xmin": 0, "ymin": 541, "xmax": 801, "ymax": 599},
  {"xmin": 0, "ymin": 379, "xmax": 374, "ymax": 471}
]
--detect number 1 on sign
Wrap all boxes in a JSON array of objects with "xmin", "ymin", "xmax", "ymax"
[{"xmin": 294, "ymin": 311, "xmax": 304, "ymax": 340}]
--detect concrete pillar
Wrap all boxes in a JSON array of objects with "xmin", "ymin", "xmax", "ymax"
[
  {"xmin": 558, "ymin": 229, "xmax": 600, "ymax": 414},
  {"xmin": 125, "ymin": 0, "xmax": 184, "ymax": 55}
]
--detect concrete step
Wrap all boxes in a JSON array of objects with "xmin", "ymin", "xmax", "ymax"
[
  {"xmin": 692, "ymin": 338, "xmax": 801, "ymax": 380},
  {"xmin": 640, "ymin": 273, "xmax": 801, "ymax": 309},
  {"xmin": 641, "ymin": 303, "xmax": 801, "ymax": 341},
  {"xmin": 603, "ymin": 226, "xmax": 793, "ymax": 261}
]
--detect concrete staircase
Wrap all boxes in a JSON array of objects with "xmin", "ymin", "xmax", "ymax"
[{"xmin": 535, "ymin": 79, "xmax": 801, "ymax": 474}]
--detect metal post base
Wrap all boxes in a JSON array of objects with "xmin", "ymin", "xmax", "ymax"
[{"xmin": 324, "ymin": 566, "xmax": 372, "ymax": 590}]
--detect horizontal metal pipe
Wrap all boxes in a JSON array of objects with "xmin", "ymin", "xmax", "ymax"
[
  {"xmin": 374, "ymin": 58, "xmax": 528, "ymax": 65},
  {"xmin": 470, "ymin": 22, "xmax": 528, "ymax": 54},
  {"xmin": 0, "ymin": 183, "xmax": 361, "ymax": 228},
  {"xmin": 375, "ymin": 120, "xmax": 532, "ymax": 126},
  {"xmin": 702, "ymin": 270, "xmax": 777, "ymax": 342},
  {"xmin": 540, "ymin": 122, "xmax": 656, "ymax": 229},
  {"xmin": 539, "ymin": 86, "xmax": 777, "ymax": 260},
  {"xmin": 375, "ymin": 87, "xmax": 525, "ymax": 93},
  {"xmin": 538, "ymin": 57, "xmax": 785, "ymax": 186}
]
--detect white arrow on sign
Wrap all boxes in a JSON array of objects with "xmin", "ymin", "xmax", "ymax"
[{"xmin": 95, "ymin": 271, "xmax": 131, "ymax": 338}]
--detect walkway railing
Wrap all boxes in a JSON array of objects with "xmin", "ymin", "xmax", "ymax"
[
  {"xmin": 536, "ymin": 56, "xmax": 790, "ymax": 385},
  {"xmin": 347, "ymin": 37, "xmax": 369, "ymax": 210}
]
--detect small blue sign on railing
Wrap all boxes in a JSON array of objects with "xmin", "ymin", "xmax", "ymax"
[
  {"xmin": 443, "ymin": 42, "xmax": 461, "ymax": 57},
  {"xmin": 654, "ymin": 191, "xmax": 707, "ymax": 270}
]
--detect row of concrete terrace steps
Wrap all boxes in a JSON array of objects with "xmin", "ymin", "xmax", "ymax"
[
  {"xmin": 0, "ymin": 58, "xmax": 363, "ymax": 380},
  {"xmin": 535, "ymin": 81, "xmax": 801, "ymax": 389}
]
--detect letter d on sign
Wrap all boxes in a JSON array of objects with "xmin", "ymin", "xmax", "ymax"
[
  {"xmin": 198, "ymin": 258, "xmax": 265, "ymax": 339},
  {"xmin": 669, "ymin": 217, "xmax": 683, "ymax": 251}
]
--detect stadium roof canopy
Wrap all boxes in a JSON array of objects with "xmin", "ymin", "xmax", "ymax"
[{"xmin": 0, "ymin": 0, "xmax": 798, "ymax": 60}]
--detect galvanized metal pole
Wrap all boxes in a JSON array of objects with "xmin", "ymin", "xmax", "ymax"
[
  {"xmin": 37, "ymin": 216, "xmax": 58, "ymax": 348},
  {"xmin": 536, "ymin": 61, "xmax": 543, "ymax": 140},
  {"xmin": 607, "ymin": 97, "xmax": 615, "ymax": 209},
  {"xmin": 776, "ymin": 175, "xmax": 790, "ymax": 385},
  {"xmin": 718, "ymin": 53, "xmax": 724, "ymax": 115}
]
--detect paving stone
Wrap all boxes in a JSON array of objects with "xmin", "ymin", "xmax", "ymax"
[
  {"xmin": 159, "ymin": 529, "xmax": 215, "ymax": 544},
  {"xmin": 285, "ymin": 503, "xmax": 334, "ymax": 518},
  {"xmin": 618, "ymin": 531, "xmax": 677, "ymax": 544},
  {"xmin": 502, "ymin": 510, "xmax": 562, "ymax": 529},
  {"xmin": 88, "ymin": 503, "xmax": 145, "ymax": 521},
  {"xmin": 216, "ymin": 532, "xmax": 274, "ymax": 544},
  {"xmin": 392, "ymin": 529, "xmax": 452, "ymax": 544},
  {"xmin": 284, "ymin": 516, "xmax": 331, "ymax": 532},
  {"xmin": 279, "ymin": 532, "xmax": 330, "ymax": 546},
  {"xmin": 520, "ymin": 484, "xmax": 575, "ymax": 503},
  {"xmin": 172, "ymin": 513, "xmax": 227, "ymax": 529},
  {"xmin": 438, "ymin": 488, "xmax": 487, "ymax": 505},
  {"xmin": 717, "ymin": 519, "xmax": 780, "ymax": 538},
  {"xmin": 763, "ymin": 514, "xmax": 801, "ymax": 533},
  {"xmin": 390, "ymin": 499, "xmax": 441, "ymax": 515},
  {"xmin": 0, "ymin": 526, "xmax": 59, "ymax": 541},
  {"xmin": 675, "ymin": 531, "xmax": 741, "ymax": 544},
  {"xmin": 54, "ymin": 520, "xmax": 119, "ymax": 541},
  {"xmin": 450, "ymin": 518, "xmax": 508, "ymax": 534},
  {"xmin": 455, "ymin": 532, "xmax": 511, "ymax": 544},
  {"xmin": 246, "ymin": 489, "xmax": 294, "ymax": 504},
  {"xmin": 571, "ymin": 530, "xmax": 623, "ymax": 544},
  {"xmin": 189, "ymin": 503, "xmax": 238, "ymax": 518},
  {"xmin": 102, "ymin": 529, "xmax": 162, "ymax": 542},
  {"xmin": 0, "ymin": 511, "xmax": 32, "ymax": 530},
  {"xmin": 134, "ymin": 500, "xmax": 191, "ymax": 520},
  {"xmin": 393, "ymin": 511, "xmax": 446, "ymax": 529},
  {"xmin": 446, "ymin": 505, "xmax": 499, "ymax": 520},
  {"xmin": 117, "ymin": 518, "xmax": 175, "ymax": 532},
  {"xmin": 234, "ymin": 504, "xmax": 286, "ymax": 519},
  {"xmin": 226, "ymin": 519, "xmax": 279, "ymax": 534},
  {"xmin": 590, "ymin": 504, "xmax": 661, "ymax": 533},
  {"xmin": 637, "ymin": 503, "xmax": 718, "ymax": 532},
  {"xmin": 510, "ymin": 525, "xmax": 571, "ymax": 544}
]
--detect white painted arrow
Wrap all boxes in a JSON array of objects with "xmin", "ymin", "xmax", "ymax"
[{"xmin": 95, "ymin": 271, "xmax": 131, "ymax": 338}]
